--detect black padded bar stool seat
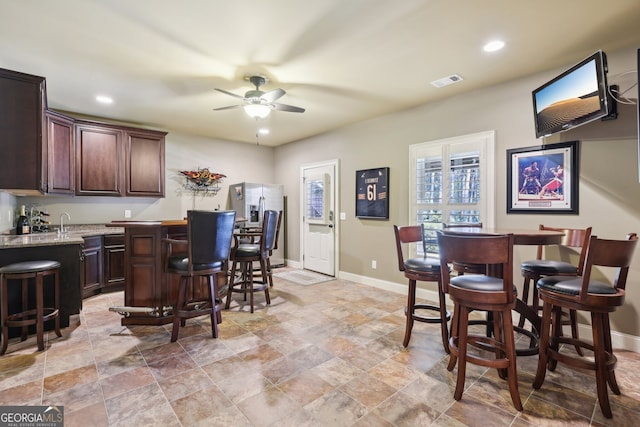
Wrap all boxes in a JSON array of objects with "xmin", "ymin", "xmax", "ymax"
[
  {"xmin": 451, "ymin": 275, "xmax": 518, "ymax": 294},
  {"xmin": 403, "ymin": 257, "xmax": 449, "ymax": 326},
  {"xmin": 404, "ymin": 256, "xmax": 440, "ymax": 272},
  {"xmin": 521, "ymin": 260, "xmax": 578, "ymax": 276},
  {"xmin": 167, "ymin": 258, "xmax": 224, "ymax": 272},
  {"xmin": 0, "ymin": 260, "xmax": 62, "ymax": 355},
  {"xmin": 537, "ymin": 276, "xmax": 617, "ymax": 296}
]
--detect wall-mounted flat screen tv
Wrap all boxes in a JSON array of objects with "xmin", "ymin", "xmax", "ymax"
[{"xmin": 533, "ymin": 50, "xmax": 610, "ymax": 138}]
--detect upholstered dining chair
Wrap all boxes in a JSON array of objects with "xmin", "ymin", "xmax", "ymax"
[
  {"xmin": 226, "ymin": 210, "xmax": 278, "ymax": 313},
  {"xmin": 533, "ymin": 233, "xmax": 638, "ymax": 419},
  {"xmin": 520, "ymin": 225, "xmax": 592, "ymax": 352},
  {"xmin": 394, "ymin": 224, "xmax": 450, "ymax": 353},
  {"xmin": 164, "ymin": 210, "xmax": 236, "ymax": 342},
  {"xmin": 437, "ymin": 231, "xmax": 522, "ymax": 411}
]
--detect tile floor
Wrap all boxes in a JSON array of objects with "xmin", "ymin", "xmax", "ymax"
[{"xmin": 0, "ymin": 270, "xmax": 639, "ymax": 426}]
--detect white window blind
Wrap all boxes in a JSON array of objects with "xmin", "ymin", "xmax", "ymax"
[{"xmin": 410, "ymin": 131, "xmax": 495, "ymax": 255}]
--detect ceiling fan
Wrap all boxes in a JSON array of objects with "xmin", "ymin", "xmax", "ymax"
[{"xmin": 214, "ymin": 75, "xmax": 305, "ymax": 119}]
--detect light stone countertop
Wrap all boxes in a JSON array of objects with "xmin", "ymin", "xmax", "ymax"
[{"xmin": 0, "ymin": 224, "xmax": 125, "ymax": 249}]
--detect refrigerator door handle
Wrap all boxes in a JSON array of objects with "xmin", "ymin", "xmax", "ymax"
[{"xmin": 258, "ymin": 196, "xmax": 265, "ymax": 225}]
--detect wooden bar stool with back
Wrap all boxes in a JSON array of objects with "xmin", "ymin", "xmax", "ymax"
[
  {"xmin": 520, "ymin": 225, "xmax": 592, "ymax": 353},
  {"xmin": 393, "ymin": 224, "xmax": 451, "ymax": 353},
  {"xmin": 437, "ymin": 230, "xmax": 523, "ymax": 411},
  {"xmin": 533, "ymin": 233, "xmax": 638, "ymax": 419},
  {"xmin": 226, "ymin": 210, "xmax": 278, "ymax": 313}
]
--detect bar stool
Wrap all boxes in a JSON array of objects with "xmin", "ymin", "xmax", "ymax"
[
  {"xmin": 164, "ymin": 210, "xmax": 236, "ymax": 342},
  {"xmin": 533, "ymin": 233, "xmax": 638, "ymax": 419},
  {"xmin": 520, "ymin": 225, "xmax": 591, "ymax": 353},
  {"xmin": 437, "ymin": 231, "xmax": 522, "ymax": 411},
  {"xmin": 0, "ymin": 260, "xmax": 62, "ymax": 355},
  {"xmin": 226, "ymin": 210, "xmax": 278, "ymax": 313},
  {"xmin": 393, "ymin": 224, "xmax": 451, "ymax": 353}
]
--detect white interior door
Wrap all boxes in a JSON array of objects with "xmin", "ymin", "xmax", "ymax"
[{"xmin": 302, "ymin": 162, "xmax": 336, "ymax": 276}]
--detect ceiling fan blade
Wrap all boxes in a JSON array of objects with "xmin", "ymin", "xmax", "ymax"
[
  {"xmin": 261, "ymin": 88, "xmax": 286, "ymax": 102},
  {"xmin": 214, "ymin": 88, "xmax": 245, "ymax": 99},
  {"xmin": 213, "ymin": 104, "xmax": 242, "ymax": 111},
  {"xmin": 272, "ymin": 102, "xmax": 305, "ymax": 113}
]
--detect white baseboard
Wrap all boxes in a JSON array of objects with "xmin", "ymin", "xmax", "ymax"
[
  {"xmin": 338, "ymin": 270, "xmax": 640, "ymax": 353},
  {"xmin": 284, "ymin": 259, "xmax": 302, "ymax": 269}
]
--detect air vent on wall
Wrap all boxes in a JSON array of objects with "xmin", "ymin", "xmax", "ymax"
[{"xmin": 431, "ymin": 74, "xmax": 464, "ymax": 88}]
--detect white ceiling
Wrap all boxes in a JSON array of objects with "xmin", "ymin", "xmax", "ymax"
[{"xmin": 2, "ymin": 0, "xmax": 639, "ymax": 146}]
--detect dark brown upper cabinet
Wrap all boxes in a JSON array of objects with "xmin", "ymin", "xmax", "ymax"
[
  {"xmin": 75, "ymin": 122, "xmax": 125, "ymax": 196},
  {"xmin": 0, "ymin": 67, "xmax": 166, "ymax": 197},
  {"xmin": 74, "ymin": 121, "xmax": 167, "ymax": 197},
  {"xmin": 46, "ymin": 110, "xmax": 75, "ymax": 194},
  {"xmin": 0, "ymin": 68, "xmax": 47, "ymax": 195},
  {"xmin": 125, "ymin": 129, "xmax": 166, "ymax": 197}
]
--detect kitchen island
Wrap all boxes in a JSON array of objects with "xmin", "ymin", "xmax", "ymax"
[
  {"xmin": 109, "ymin": 217, "xmax": 246, "ymax": 326},
  {"xmin": 107, "ymin": 220, "xmax": 189, "ymax": 326}
]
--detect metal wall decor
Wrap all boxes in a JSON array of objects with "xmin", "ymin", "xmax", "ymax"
[{"xmin": 179, "ymin": 168, "xmax": 226, "ymax": 195}]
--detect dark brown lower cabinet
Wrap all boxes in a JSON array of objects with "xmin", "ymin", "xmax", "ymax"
[
  {"xmin": 81, "ymin": 234, "xmax": 126, "ymax": 298},
  {"xmin": 103, "ymin": 234, "xmax": 125, "ymax": 292},
  {"xmin": 81, "ymin": 236, "xmax": 103, "ymax": 298}
]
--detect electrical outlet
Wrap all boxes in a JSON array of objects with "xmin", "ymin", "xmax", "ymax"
[
  {"xmin": 124, "ymin": 209, "xmax": 132, "ymax": 218},
  {"xmin": 371, "ymin": 260, "xmax": 377, "ymax": 269}
]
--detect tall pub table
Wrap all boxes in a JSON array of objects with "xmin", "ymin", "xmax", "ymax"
[{"xmin": 440, "ymin": 227, "xmax": 564, "ymax": 356}]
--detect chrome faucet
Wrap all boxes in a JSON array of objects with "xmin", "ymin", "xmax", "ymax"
[{"xmin": 59, "ymin": 212, "xmax": 71, "ymax": 235}]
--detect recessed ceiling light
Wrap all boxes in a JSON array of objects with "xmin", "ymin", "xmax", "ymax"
[
  {"xmin": 483, "ymin": 40, "xmax": 505, "ymax": 52},
  {"xmin": 258, "ymin": 128, "xmax": 270, "ymax": 135},
  {"xmin": 96, "ymin": 95, "xmax": 113, "ymax": 104}
]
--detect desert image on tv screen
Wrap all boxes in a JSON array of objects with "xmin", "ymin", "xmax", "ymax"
[{"xmin": 535, "ymin": 59, "xmax": 601, "ymax": 135}]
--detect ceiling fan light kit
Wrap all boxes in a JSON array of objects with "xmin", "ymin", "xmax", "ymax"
[
  {"xmin": 244, "ymin": 103, "xmax": 272, "ymax": 119},
  {"xmin": 214, "ymin": 74, "xmax": 305, "ymax": 119}
]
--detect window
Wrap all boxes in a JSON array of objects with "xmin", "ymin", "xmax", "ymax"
[
  {"xmin": 305, "ymin": 173, "xmax": 329, "ymax": 224},
  {"xmin": 410, "ymin": 131, "xmax": 495, "ymax": 255}
]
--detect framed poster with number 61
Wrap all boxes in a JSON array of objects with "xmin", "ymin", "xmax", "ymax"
[{"xmin": 356, "ymin": 167, "xmax": 389, "ymax": 219}]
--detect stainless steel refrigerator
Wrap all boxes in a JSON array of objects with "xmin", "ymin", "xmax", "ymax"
[{"xmin": 228, "ymin": 182, "xmax": 285, "ymax": 267}]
